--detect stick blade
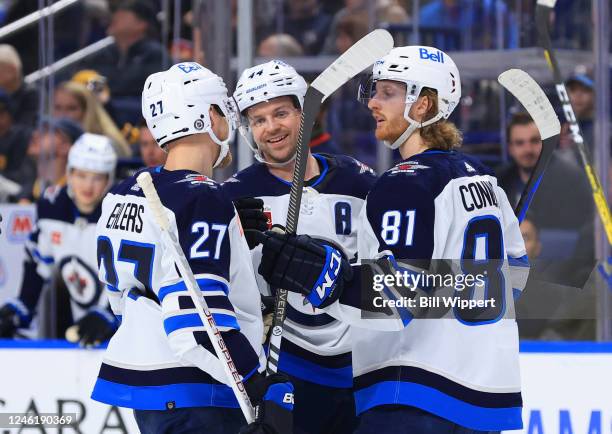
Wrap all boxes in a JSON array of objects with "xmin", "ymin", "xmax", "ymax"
[
  {"xmin": 498, "ymin": 69, "xmax": 560, "ymax": 140},
  {"xmin": 311, "ymin": 29, "xmax": 394, "ymax": 99}
]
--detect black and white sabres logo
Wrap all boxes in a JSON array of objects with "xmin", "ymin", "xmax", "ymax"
[
  {"xmin": 390, "ymin": 161, "xmax": 430, "ymax": 175},
  {"xmin": 59, "ymin": 256, "xmax": 102, "ymax": 308}
]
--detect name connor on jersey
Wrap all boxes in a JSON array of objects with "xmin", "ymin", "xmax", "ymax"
[
  {"xmin": 106, "ymin": 202, "xmax": 145, "ymax": 233},
  {"xmin": 459, "ymin": 180, "xmax": 499, "ymax": 212}
]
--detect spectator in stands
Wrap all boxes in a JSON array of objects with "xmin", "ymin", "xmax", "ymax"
[
  {"xmin": 18, "ymin": 117, "xmax": 83, "ymax": 203},
  {"xmin": 53, "ymin": 82, "xmax": 131, "ymax": 157},
  {"xmin": 138, "ymin": 122, "xmax": 166, "ymax": 167},
  {"xmin": 71, "ymin": 70, "xmax": 111, "ymax": 106},
  {"xmin": 418, "ymin": 0, "xmax": 518, "ymax": 50},
  {"xmin": 520, "ymin": 217, "xmax": 542, "ymax": 260},
  {"xmin": 0, "ymin": 90, "xmax": 31, "ymax": 195},
  {"xmin": 258, "ymin": 34, "xmax": 304, "ymax": 57},
  {"xmin": 81, "ymin": 0, "xmax": 165, "ymax": 98},
  {"xmin": 310, "ymin": 99, "xmax": 341, "ymax": 155},
  {"xmin": 321, "ymin": 0, "xmax": 368, "ymax": 54},
  {"xmin": 334, "ymin": 11, "xmax": 369, "ymax": 55},
  {"xmin": 497, "ymin": 112, "xmax": 593, "ymax": 231},
  {"xmin": 558, "ymin": 73, "xmax": 595, "ymax": 161},
  {"xmin": 0, "ymin": 45, "xmax": 37, "ymax": 127},
  {"xmin": 285, "ymin": 0, "xmax": 333, "ymax": 55}
]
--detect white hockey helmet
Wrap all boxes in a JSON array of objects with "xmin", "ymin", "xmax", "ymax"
[
  {"xmin": 359, "ymin": 46, "xmax": 461, "ymax": 149},
  {"xmin": 233, "ymin": 60, "xmax": 307, "ymax": 165},
  {"xmin": 142, "ymin": 62, "xmax": 239, "ymax": 168},
  {"xmin": 68, "ymin": 133, "xmax": 117, "ymax": 175}
]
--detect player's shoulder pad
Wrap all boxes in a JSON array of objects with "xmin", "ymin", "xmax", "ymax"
[
  {"xmin": 315, "ymin": 153, "xmax": 377, "ymax": 200},
  {"xmin": 36, "ymin": 186, "xmax": 74, "ymax": 222},
  {"xmin": 220, "ymin": 163, "xmax": 285, "ymax": 199}
]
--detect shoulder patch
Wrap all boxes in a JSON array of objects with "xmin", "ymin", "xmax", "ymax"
[
  {"xmin": 177, "ymin": 173, "xmax": 218, "ymax": 188},
  {"xmin": 465, "ymin": 162, "xmax": 476, "ymax": 173},
  {"xmin": 42, "ymin": 185, "xmax": 62, "ymax": 203},
  {"xmin": 354, "ymin": 159, "xmax": 375, "ymax": 176},
  {"xmin": 388, "ymin": 160, "xmax": 430, "ymax": 176}
]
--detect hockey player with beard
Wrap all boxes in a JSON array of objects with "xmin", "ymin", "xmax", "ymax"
[
  {"xmin": 92, "ymin": 62, "xmax": 293, "ymax": 434},
  {"xmin": 0, "ymin": 133, "xmax": 118, "ymax": 346},
  {"xmin": 251, "ymin": 47, "xmax": 529, "ymax": 433},
  {"xmin": 222, "ymin": 59, "xmax": 377, "ymax": 434}
]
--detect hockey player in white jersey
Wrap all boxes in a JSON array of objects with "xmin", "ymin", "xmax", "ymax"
[
  {"xmin": 223, "ymin": 59, "xmax": 377, "ymax": 434},
  {"xmin": 92, "ymin": 62, "xmax": 294, "ymax": 434},
  {"xmin": 0, "ymin": 133, "xmax": 118, "ymax": 346},
  {"xmin": 252, "ymin": 46, "xmax": 528, "ymax": 433}
]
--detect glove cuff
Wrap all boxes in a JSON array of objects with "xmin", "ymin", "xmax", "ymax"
[
  {"xmin": 86, "ymin": 307, "xmax": 118, "ymax": 329},
  {"xmin": 6, "ymin": 300, "xmax": 32, "ymax": 327}
]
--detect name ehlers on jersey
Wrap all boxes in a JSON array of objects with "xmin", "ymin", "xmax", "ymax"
[{"xmin": 105, "ymin": 202, "xmax": 145, "ymax": 233}]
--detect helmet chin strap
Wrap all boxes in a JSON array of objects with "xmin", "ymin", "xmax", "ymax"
[
  {"xmin": 383, "ymin": 103, "xmax": 444, "ymax": 150},
  {"xmin": 209, "ymin": 120, "xmax": 232, "ymax": 169}
]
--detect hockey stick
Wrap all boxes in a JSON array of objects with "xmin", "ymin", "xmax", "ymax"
[
  {"xmin": 498, "ymin": 69, "xmax": 561, "ymax": 222},
  {"xmin": 136, "ymin": 172, "xmax": 255, "ymax": 423},
  {"xmin": 266, "ymin": 29, "xmax": 394, "ymax": 374},
  {"xmin": 535, "ymin": 0, "xmax": 612, "ymax": 242}
]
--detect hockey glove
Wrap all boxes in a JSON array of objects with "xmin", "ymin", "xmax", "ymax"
[
  {"xmin": 0, "ymin": 302, "xmax": 30, "ymax": 338},
  {"xmin": 241, "ymin": 372, "xmax": 294, "ymax": 434},
  {"xmin": 255, "ymin": 231, "xmax": 353, "ymax": 308},
  {"xmin": 71, "ymin": 308, "xmax": 117, "ymax": 347},
  {"xmin": 234, "ymin": 197, "xmax": 269, "ymax": 249}
]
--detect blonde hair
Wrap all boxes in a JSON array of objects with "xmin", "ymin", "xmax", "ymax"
[
  {"xmin": 55, "ymin": 82, "xmax": 132, "ymax": 157},
  {"xmin": 0, "ymin": 44, "xmax": 22, "ymax": 76},
  {"xmin": 419, "ymin": 88, "xmax": 462, "ymax": 150}
]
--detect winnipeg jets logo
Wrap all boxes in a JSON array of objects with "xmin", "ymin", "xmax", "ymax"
[
  {"xmin": 390, "ymin": 161, "xmax": 430, "ymax": 175},
  {"xmin": 465, "ymin": 162, "xmax": 476, "ymax": 173}
]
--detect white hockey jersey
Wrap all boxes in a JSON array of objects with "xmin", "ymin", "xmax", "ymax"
[
  {"xmin": 5, "ymin": 185, "xmax": 110, "ymax": 327},
  {"xmin": 91, "ymin": 167, "xmax": 265, "ymax": 410},
  {"xmin": 222, "ymin": 154, "xmax": 377, "ymax": 388},
  {"xmin": 328, "ymin": 149, "xmax": 528, "ymax": 431}
]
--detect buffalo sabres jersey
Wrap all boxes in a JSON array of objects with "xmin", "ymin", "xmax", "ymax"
[
  {"xmin": 222, "ymin": 153, "xmax": 377, "ymax": 388},
  {"xmin": 92, "ymin": 167, "xmax": 265, "ymax": 411},
  {"xmin": 328, "ymin": 149, "xmax": 528, "ymax": 431},
  {"xmin": 5, "ymin": 186, "xmax": 109, "ymax": 327}
]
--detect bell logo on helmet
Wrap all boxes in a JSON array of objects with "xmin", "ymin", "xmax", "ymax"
[
  {"xmin": 419, "ymin": 48, "xmax": 445, "ymax": 63},
  {"xmin": 177, "ymin": 63, "xmax": 203, "ymax": 74}
]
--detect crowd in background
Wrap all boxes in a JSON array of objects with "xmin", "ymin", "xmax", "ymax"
[{"xmin": 0, "ymin": 0, "xmax": 606, "ymax": 340}]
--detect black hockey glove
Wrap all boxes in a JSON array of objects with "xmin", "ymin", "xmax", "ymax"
[
  {"xmin": 0, "ymin": 304, "xmax": 21, "ymax": 337},
  {"xmin": 234, "ymin": 197, "xmax": 268, "ymax": 249},
  {"xmin": 72, "ymin": 309, "xmax": 117, "ymax": 347},
  {"xmin": 241, "ymin": 372, "xmax": 294, "ymax": 434},
  {"xmin": 253, "ymin": 231, "xmax": 353, "ymax": 308}
]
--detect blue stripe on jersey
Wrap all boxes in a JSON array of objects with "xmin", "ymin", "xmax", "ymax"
[
  {"xmin": 164, "ymin": 312, "xmax": 239, "ymax": 334},
  {"xmin": 354, "ymin": 382, "xmax": 522, "ymax": 431},
  {"xmin": 32, "ymin": 249, "xmax": 54, "ymax": 264},
  {"xmin": 279, "ymin": 351, "xmax": 352, "ymax": 388},
  {"xmin": 158, "ymin": 278, "xmax": 229, "ymax": 302},
  {"xmin": 91, "ymin": 378, "xmax": 239, "ymax": 410},
  {"xmin": 508, "ymin": 255, "xmax": 529, "ymax": 267},
  {"xmin": 106, "ymin": 284, "xmax": 120, "ymax": 292}
]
